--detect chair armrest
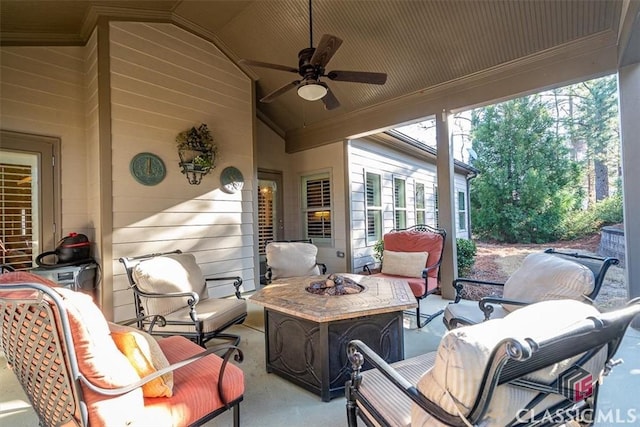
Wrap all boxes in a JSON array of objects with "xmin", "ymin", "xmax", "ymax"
[
  {"xmin": 346, "ymin": 340, "xmax": 463, "ymax": 426},
  {"xmin": 317, "ymin": 263, "xmax": 327, "ymax": 274},
  {"xmin": 452, "ymin": 278, "xmax": 505, "ymax": 303},
  {"xmin": 478, "ymin": 296, "xmax": 528, "ymax": 320},
  {"xmin": 362, "ymin": 263, "xmax": 375, "ymax": 275},
  {"xmin": 205, "ymin": 276, "xmax": 244, "ymax": 299},
  {"xmin": 421, "ymin": 264, "xmax": 439, "ymax": 278},
  {"xmin": 134, "ymin": 287, "xmax": 200, "ymax": 305},
  {"xmin": 79, "ymin": 344, "xmax": 243, "ymax": 406}
]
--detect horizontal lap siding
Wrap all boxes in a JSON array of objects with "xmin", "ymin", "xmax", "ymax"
[
  {"xmin": 349, "ymin": 139, "xmax": 440, "ymax": 272},
  {"xmin": 0, "ymin": 45, "xmax": 90, "ymax": 239},
  {"xmin": 109, "ymin": 22, "xmax": 254, "ymax": 321}
]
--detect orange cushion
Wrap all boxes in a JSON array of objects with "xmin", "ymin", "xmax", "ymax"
[
  {"xmin": 0, "ymin": 271, "xmax": 59, "ymax": 298},
  {"xmin": 53, "ymin": 288, "xmax": 144, "ymax": 427},
  {"xmin": 110, "ymin": 328, "xmax": 173, "ymax": 398},
  {"xmin": 142, "ymin": 336, "xmax": 245, "ymax": 426},
  {"xmin": 372, "ymin": 273, "xmax": 438, "ymax": 298},
  {"xmin": 383, "ymin": 230, "xmax": 443, "ymax": 278}
]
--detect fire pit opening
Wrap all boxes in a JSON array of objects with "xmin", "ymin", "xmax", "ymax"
[{"xmin": 306, "ymin": 274, "xmax": 364, "ymax": 296}]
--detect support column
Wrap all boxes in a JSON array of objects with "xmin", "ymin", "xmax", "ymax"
[
  {"xmin": 618, "ymin": 63, "xmax": 640, "ymax": 328},
  {"xmin": 436, "ymin": 111, "xmax": 458, "ymax": 300}
]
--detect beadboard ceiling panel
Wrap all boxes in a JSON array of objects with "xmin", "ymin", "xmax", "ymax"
[{"xmin": 1, "ymin": 0, "xmax": 634, "ymax": 146}]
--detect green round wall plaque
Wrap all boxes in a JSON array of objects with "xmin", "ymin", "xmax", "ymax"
[
  {"xmin": 220, "ymin": 166, "xmax": 244, "ymax": 193},
  {"xmin": 130, "ymin": 152, "xmax": 166, "ymax": 186}
]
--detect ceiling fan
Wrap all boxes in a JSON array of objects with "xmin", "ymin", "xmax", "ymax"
[{"xmin": 239, "ymin": 0, "xmax": 387, "ymax": 110}]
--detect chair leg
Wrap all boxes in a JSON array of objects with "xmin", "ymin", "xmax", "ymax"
[
  {"xmin": 416, "ymin": 301, "xmax": 444, "ymax": 328},
  {"xmin": 233, "ymin": 403, "xmax": 240, "ymax": 427}
]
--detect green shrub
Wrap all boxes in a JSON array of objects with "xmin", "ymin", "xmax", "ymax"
[
  {"xmin": 457, "ymin": 238, "xmax": 477, "ymax": 277},
  {"xmin": 373, "ymin": 239, "xmax": 384, "ymax": 261},
  {"xmin": 562, "ymin": 194, "xmax": 623, "ymax": 239}
]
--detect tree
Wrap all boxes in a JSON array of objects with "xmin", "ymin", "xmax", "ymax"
[
  {"xmin": 566, "ymin": 76, "xmax": 619, "ymax": 202},
  {"xmin": 470, "ymin": 95, "xmax": 581, "ymax": 243}
]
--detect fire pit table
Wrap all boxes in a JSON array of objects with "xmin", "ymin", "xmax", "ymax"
[{"xmin": 249, "ymin": 273, "xmax": 417, "ymax": 401}]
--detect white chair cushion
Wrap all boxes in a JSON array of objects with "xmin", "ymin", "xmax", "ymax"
[
  {"xmin": 412, "ymin": 300, "xmax": 606, "ymax": 426},
  {"xmin": 132, "ymin": 253, "xmax": 207, "ymax": 316},
  {"xmin": 381, "ymin": 250, "xmax": 428, "ymax": 278},
  {"xmin": 502, "ymin": 252, "xmax": 595, "ymax": 311},
  {"xmin": 266, "ymin": 242, "xmax": 320, "ymax": 279}
]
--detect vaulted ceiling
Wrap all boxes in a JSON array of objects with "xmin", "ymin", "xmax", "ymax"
[{"xmin": 2, "ymin": 0, "xmax": 639, "ymax": 151}]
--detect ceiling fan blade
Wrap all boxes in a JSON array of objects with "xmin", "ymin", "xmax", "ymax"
[
  {"xmin": 326, "ymin": 70, "xmax": 387, "ymax": 85},
  {"xmin": 260, "ymin": 81, "xmax": 300, "ymax": 103},
  {"xmin": 321, "ymin": 86, "xmax": 340, "ymax": 110},
  {"xmin": 310, "ymin": 34, "xmax": 343, "ymax": 68},
  {"xmin": 239, "ymin": 59, "xmax": 299, "ymax": 74}
]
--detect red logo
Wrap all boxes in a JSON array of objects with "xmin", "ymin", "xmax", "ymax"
[{"xmin": 559, "ymin": 366, "xmax": 593, "ymax": 402}]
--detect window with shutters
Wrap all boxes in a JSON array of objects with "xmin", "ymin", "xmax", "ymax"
[
  {"xmin": 393, "ymin": 177, "xmax": 407, "ymax": 229},
  {"xmin": 1, "ymin": 158, "xmax": 35, "ymax": 270},
  {"xmin": 415, "ymin": 182, "xmax": 426, "ymax": 225},
  {"xmin": 433, "ymin": 185, "xmax": 439, "ymax": 228},
  {"xmin": 365, "ymin": 172, "xmax": 382, "ymax": 245},
  {"xmin": 258, "ymin": 180, "xmax": 276, "ymax": 255},
  {"xmin": 1, "ymin": 131, "xmax": 58, "ymax": 271},
  {"xmin": 302, "ymin": 173, "xmax": 332, "ymax": 243}
]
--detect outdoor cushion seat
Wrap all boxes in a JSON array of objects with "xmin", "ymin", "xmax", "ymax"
[
  {"xmin": 264, "ymin": 240, "xmax": 327, "ymax": 283},
  {"xmin": 120, "ymin": 250, "xmax": 247, "ymax": 347},
  {"xmin": 363, "ymin": 225, "xmax": 446, "ymax": 327},
  {"xmin": 0, "ymin": 272, "xmax": 244, "ymax": 427},
  {"xmin": 443, "ymin": 248, "xmax": 619, "ymax": 329},
  {"xmin": 346, "ymin": 298, "xmax": 640, "ymax": 427}
]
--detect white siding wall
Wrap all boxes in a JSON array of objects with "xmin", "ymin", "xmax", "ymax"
[
  {"xmin": 0, "ymin": 45, "xmax": 90, "ymax": 247},
  {"xmin": 349, "ymin": 138, "xmax": 470, "ymax": 271},
  {"xmin": 108, "ymin": 22, "xmax": 254, "ymax": 320}
]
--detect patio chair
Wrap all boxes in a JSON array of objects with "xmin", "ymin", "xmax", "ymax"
[
  {"xmin": 264, "ymin": 239, "xmax": 327, "ymax": 283},
  {"xmin": 346, "ymin": 297, "xmax": 640, "ymax": 427},
  {"xmin": 0, "ymin": 272, "xmax": 245, "ymax": 427},
  {"xmin": 119, "ymin": 250, "xmax": 247, "ymax": 347},
  {"xmin": 363, "ymin": 225, "xmax": 446, "ymax": 327},
  {"xmin": 443, "ymin": 248, "xmax": 619, "ymax": 329}
]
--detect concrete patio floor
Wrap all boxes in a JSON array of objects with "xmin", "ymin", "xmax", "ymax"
[{"xmin": 1, "ymin": 296, "xmax": 638, "ymax": 426}]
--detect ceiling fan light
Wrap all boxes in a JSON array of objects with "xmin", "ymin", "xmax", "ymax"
[{"xmin": 297, "ymin": 82, "xmax": 327, "ymax": 101}]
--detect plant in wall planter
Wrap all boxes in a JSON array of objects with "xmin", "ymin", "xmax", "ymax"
[{"xmin": 176, "ymin": 123, "xmax": 218, "ymax": 184}]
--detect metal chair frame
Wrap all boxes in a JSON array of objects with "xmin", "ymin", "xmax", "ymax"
[
  {"xmin": 119, "ymin": 250, "xmax": 246, "ymax": 347},
  {"xmin": 445, "ymin": 248, "xmax": 620, "ymax": 329},
  {"xmin": 363, "ymin": 224, "xmax": 447, "ymax": 327},
  {"xmin": 264, "ymin": 239, "xmax": 327, "ymax": 284},
  {"xmin": 346, "ymin": 298, "xmax": 640, "ymax": 427},
  {"xmin": 0, "ymin": 282, "xmax": 244, "ymax": 427}
]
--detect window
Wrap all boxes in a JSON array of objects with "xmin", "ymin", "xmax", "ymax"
[
  {"xmin": 458, "ymin": 190, "xmax": 467, "ymax": 231},
  {"xmin": 393, "ymin": 177, "xmax": 406, "ymax": 229},
  {"xmin": 433, "ymin": 185, "xmax": 439, "ymax": 228},
  {"xmin": 365, "ymin": 172, "xmax": 382, "ymax": 245},
  {"xmin": 415, "ymin": 182, "xmax": 426, "ymax": 225},
  {"xmin": 302, "ymin": 173, "xmax": 332, "ymax": 243}
]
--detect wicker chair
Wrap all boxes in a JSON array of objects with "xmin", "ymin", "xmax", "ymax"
[
  {"xmin": 363, "ymin": 224, "xmax": 446, "ymax": 327},
  {"xmin": 443, "ymin": 248, "xmax": 620, "ymax": 329},
  {"xmin": 0, "ymin": 272, "xmax": 244, "ymax": 427},
  {"xmin": 119, "ymin": 250, "xmax": 247, "ymax": 347},
  {"xmin": 346, "ymin": 298, "xmax": 640, "ymax": 427}
]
